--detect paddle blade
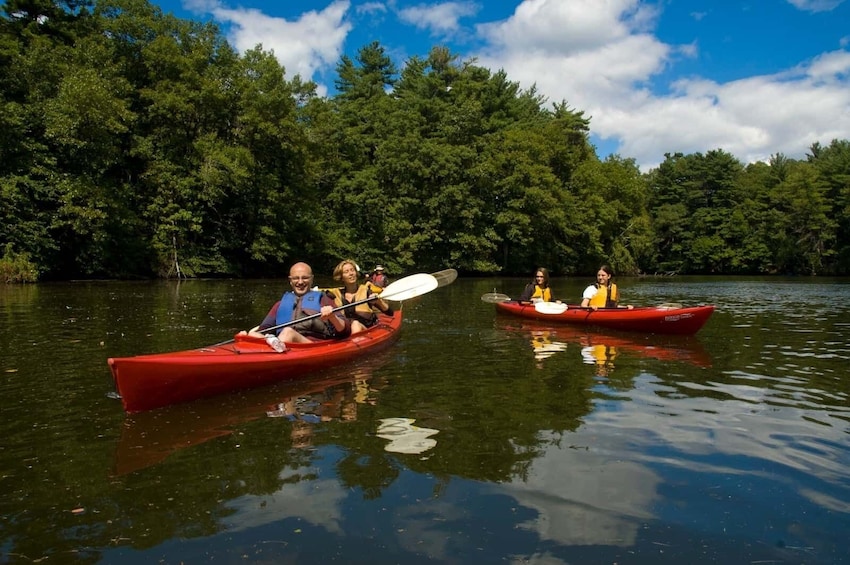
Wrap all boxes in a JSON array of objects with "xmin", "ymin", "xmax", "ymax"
[
  {"xmin": 381, "ymin": 273, "xmax": 439, "ymax": 301},
  {"xmin": 432, "ymin": 268, "xmax": 458, "ymax": 288},
  {"xmin": 534, "ymin": 301, "xmax": 568, "ymax": 314},
  {"xmin": 481, "ymin": 292, "xmax": 511, "ymax": 303}
]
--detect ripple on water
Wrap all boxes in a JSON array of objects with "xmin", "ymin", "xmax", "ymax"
[{"xmin": 588, "ymin": 372, "xmax": 850, "ymax": 494}]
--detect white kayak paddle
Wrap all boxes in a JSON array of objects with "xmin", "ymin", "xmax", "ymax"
[{"xmin": 534, "ymin": 301, "xmax": 569, "ymax": 315}]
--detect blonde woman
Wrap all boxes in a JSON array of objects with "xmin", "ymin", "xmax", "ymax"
[{"xmin": 328, "ymin": 259, "xmax": 393, "ymax": 334}]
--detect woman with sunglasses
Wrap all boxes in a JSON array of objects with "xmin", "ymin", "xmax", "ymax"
[{"xmin": 519, "ymin": 267, "xmax": 555, "ymax": 303}]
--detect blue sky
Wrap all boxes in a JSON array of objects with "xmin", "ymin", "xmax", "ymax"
[{"xmin": 152, "ymin": 0, "xmax": 850, "ymax": 170}]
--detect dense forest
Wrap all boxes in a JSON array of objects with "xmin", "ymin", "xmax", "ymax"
[{"xmin": 2, "ymin": 0, "xmax": 849, "ymax": 282}]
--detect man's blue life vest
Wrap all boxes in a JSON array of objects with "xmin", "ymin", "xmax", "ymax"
[{"xmin": 275, "ymin": 290, "xmax": 324, "ymax": 327}]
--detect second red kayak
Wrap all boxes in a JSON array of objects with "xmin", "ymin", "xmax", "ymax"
[{"xmin": 494, "ymin": 301, "xmax": 714, "ymax": 335}]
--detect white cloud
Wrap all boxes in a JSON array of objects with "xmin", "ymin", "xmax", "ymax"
[
  {"xmin": 189, "ymin": 0, "xmax": 352, "ymax": 96},
  {"xmin": 786, "ymin": 0, "xmax": 845, "ymax": 13},
  {"xmin": 397, "ymin": 1, "xmax": 479, "ymax": 35},
  {"xmin": 183, "ymin": 0, "xmax": 219, "ymax": 11},
  {"xmin": 356, "ymin": 1, "xmax": 388, "ymax": 16},
  {"xmin": 477, "ymin": 0, "xmax": 658, "ymax": 53},
  {"xmin": 804, "ymin": 48, "xmax": 850, "ymax": 80},
  {"xmin": 473, "ymin": 0, "xmax": 850, "ymax": 169},
  {"xmin": 607, "ymin": 52, "xmax": 850, "ymax": 167},
  {"xmin": 184, "ymin": 0, "xmax": 850, "ymax": 170}
]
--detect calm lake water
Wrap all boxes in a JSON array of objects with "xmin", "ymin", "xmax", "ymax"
[{"xmin": 1, "ymin": 276, "xmax": 849, "ymax": 564}]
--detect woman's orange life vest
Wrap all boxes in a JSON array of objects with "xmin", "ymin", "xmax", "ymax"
[
  {"xmin": 588, "ymin": 283, "xmax": 619, "ymax": 308},
  {"xmin": 526, "ymin": 285, "xmax": 552, "ymax": 302},
  {"xmin": 328, "ymin": 285, "xmax": 379, "ymax": 324}
]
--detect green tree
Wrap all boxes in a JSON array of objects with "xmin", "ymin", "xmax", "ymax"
[
  {"xmin": 647, "ymin": 150, "xmax": 744, "ymax": 274},
  {"xmin": 730, "ymin": 160, "xmax": 776, "ymax": 273},
  {"xmin": 228, "ymin": 47, "xmax": 318, "ymax": 275},
  {"xmin": 571, "ymin": 155, "xmax": 648, "ymax": 275},
  {"xmin": 768, "ymin": 161, "xmax": 836, "ymax": 274},
  {"xmin": 807, "ymin": 140, "xmax": 850, "ymax": 273},
  {"xmin": 0, "ymin": 0, "xmax": 134, "ymax": 278},
  {"xmin": 646, "ymin": 153, "xmax": 693, "ymax": 274},
  {"xmin": 323, "ymin": 41, "xmax": 399, "ymax": 268}
]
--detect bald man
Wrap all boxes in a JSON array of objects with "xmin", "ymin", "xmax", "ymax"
[{"xmin": 242, "ymin": 262, "xmax": 351, "ymax": 344}]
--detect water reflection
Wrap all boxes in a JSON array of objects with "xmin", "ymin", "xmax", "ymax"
[
  {"xmin": 376, "ymin": 417, "xmax": 439, "ymax": 454},
  {"xmin": 113, "ymin": 352, "xmax": 393, "ymax": 475},
  {"xmin": 4, "ymin": 278, "xmax": 850, "ymax": 564},
  {"xmin": 500, "ymin": 443, "xmax": 660, "ymax": 547},
  {"xmin": 501, "ymin": 320, "xmax": 713, "ymax": 371},
  {"xmin": 221, "ymin": 460, "xmax": 350, "ymax": 535}
]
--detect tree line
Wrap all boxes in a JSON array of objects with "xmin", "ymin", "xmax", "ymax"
[{"xmin": 2, "ymin": 0, "xmax": 849, "ymax": 282}]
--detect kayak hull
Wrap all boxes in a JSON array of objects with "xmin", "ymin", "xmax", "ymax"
[
  {"xmin": 108, "ymin": 312, "xmax": 402, "ymax": 413},
  {"xmin": 494, "ymin": 301, "xmax": 714, "ymax": 335}
]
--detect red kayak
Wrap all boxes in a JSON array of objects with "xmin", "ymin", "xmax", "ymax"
[
  {"xmin": 494, "ymin": 301, "xmax": 714, "ymax": 335},
  {"xmin": 108, "ymin": 311, "xmax": 402, "ymax": 413}
]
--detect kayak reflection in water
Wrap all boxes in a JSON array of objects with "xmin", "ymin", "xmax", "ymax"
[
  {"xmin": 265, "ymin": 360, "xmax": 390, "ymax": 449},
  {"xmin": 530, "ymin": 331, "xmax": 568, "ymax": 364},
  {"xmin": 581, "ymin": 343, "xmax": 618, "ymax": 377},
  {"xmin": 527, "ymin": 329, "xmax": 616, "ymax": 375},
  {"xmin": 266, "ymin": 375, "xmax": 379, "ymax": 449}
]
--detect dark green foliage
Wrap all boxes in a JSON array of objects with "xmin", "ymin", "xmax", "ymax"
[
  {"xmin": 807, "ymin": 140, "xmax": 850, "ymax": 273},
  {"xmin": 0, "ymin": 242, "xmax": 39, "ymax": 282},
  {"xmin": 1, "ymin": 0, "xmax": 848, "ymax": 280}
]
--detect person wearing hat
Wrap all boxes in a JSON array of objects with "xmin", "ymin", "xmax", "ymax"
[{"xmin": 371, "ymin": 265, "xmax": 389, "ymax": 288}]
